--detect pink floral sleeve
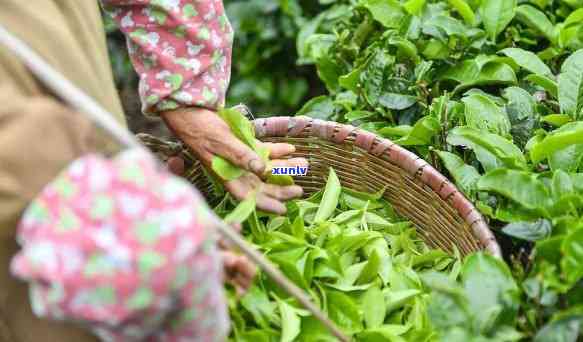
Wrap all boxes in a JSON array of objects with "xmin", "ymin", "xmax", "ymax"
[{"xmin": 100, "ymin": 0, "xmax": 234, "ymax": 115}]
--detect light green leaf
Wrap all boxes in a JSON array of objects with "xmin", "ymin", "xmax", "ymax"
[
  {"xmin": 461, "ymin": 253, "xmax": 519, "ymax": 330},
  {"xmin": 480, "ymin": 0, "xmax": 517, "ymax": 41},
  {"xmin": 278, "ymin": 300, "xmax": 309, "ymax": 342},
  {"xmin": 463, "ymin": 93, "xmax": 511, "ymax": 136},
  {"xmin": 526, "ymin": 74, "xmax": 559, "ymax": 99},
  {"xmin": 357, "ymin": 250, "xmax": 381, "ymax": 284},
  {"xmin": 224, "ymin": 194, "xmax": 257, "ymax": 224},
  {"xmin": 447, "ymin": 127, "xmax": 527, "ymax": 171},
  {"xmin": 384, "ymin": 289, "xmax": 422, "ymax": 314},
  {"xmin": 515, "ymin": 5, "xmax": 558, "ymax": 44},
  {"xmin": 363, "ymin": 0, "xmax": 406, "ymax": 28},
  {"xmin": 435, "ymin": 151, "xmax": 480, "ymax": 196},
  {"xmin": 558, "ymin": 49, "xmax": 583, "ymax": 118},
  {"xmin": 211, "ymin": 156, "xmax": 245, "ymax": 181},
  {"xmin": 363, "ymin": 287, "xmax": 386, "ymax": 329},
  {"xmin": 500, "ymin": 48, "xmax": 552, "ymax": 77},
  {"xmin": 327, "ymin": 290, "xmax": 364, "ymax": 332},
  {"xmin": 448, "ymin": 0, "xmax": 476, "ymax": 26},
  {"xmin": 530, "ymin": 122, "xmax": 583, "ymax": 163},
  {"xmin": 403, "ymin": 0, "xmax": 426, "ymax": 16},
  {"xmin": 218, "ymin": 107, "xmax": 257, "ymax": 149},
  {"xmin": 314, "ymin": 168, "xmax": 341, "ymax": 223},
  {"xmin": 561, "ymin": 228, "xmax": 583, "ymax": 286}
]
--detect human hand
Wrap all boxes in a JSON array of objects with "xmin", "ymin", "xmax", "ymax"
[
  {"xmin": 161, "ymin": 107, "xmax": 307, "ymax": 214},
  {"xmin": 221, "ymin": 250, "xmax": 256, "ymax": 296}
]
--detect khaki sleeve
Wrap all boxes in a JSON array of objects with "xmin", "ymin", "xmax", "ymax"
[{"xmin": 0, "ymin": 76, "xmax": 100, "ymax": 341}]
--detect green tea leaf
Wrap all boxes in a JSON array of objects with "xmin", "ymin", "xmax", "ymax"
[
  {"xmin": 447, "ymin": 127, "xmax": 527, "ymax": 171},
  {"xmin": 224, "ymin": 193, "xmax": 257, "ymax": 224},
  {"xmin": 435, "ymin": 151, "xmax": 480, "ymax": 196},
  {"xmin": 561, "ymin": 228, "xmax": 583, "ymax": 286},
  {"xmin": 526, "ymin": 74, "xmax": 559, "ymax": 99},
  {"xmin": 448, "ymin": 0, "xmax": 476, "ymax": 26},
  {"xmin": 363, "ymin": 0, "xmax": 406, "ymax": 28},
  {"xmin": 500, "ymin": 48, "xmax": 552, "ymax": 77},
  {"xmin": 378, "ymin": 93, "xmax": 417, "ymax": 110},
  {"xmin": 357, "ymin": 249, "xmax": 381, "ymax": 284},
  {"xmin": 533, "ymin": 315, "xmax": 583, "ymax": 342},
  {"xmin": 218, "ymin": 107, "xmax": 257, "ymax": 149},
  {"xmin": 212, "ymin": 156, "xmax": 245, "ymax": 181},
  {"xmin": 480, "ymin": 0, "xmax": 517, "ymax": 41},
  {"xmin": 363, "ymin": 286, "xmax": 386, "ymax": 329},
  {"xmin": 515, "ymin": 5, "xmax": 558, "ymax": 44},
  {"xmin": 502, "ymin": 220, "xmax": 552, "ymax": 241},
  {"xmin": 314, "ymin": 168, "xmax": 341, "ymax": 223},
  {"xmin": 558, "ymin": 49, "xmax": 583, "ymax": 118},
  {"xmin": 531, "ymin": 122, "xmax": 583, "ymax": 163},
  {"xmin": 384, "ymin": 289, "xmax": 422, "ymax": 314},
  {"xmin": 403, "ymin": 0, "xmax": 426, "ymax": 16},
  {"xmin": 278, "ymin": 300, "xmax": 309, "ymax": 342},
  {"xmin": 327, "ymin": 290, "xmax": 364, "ymax": 332},
  {"xmin": 477, "ymin": 169, "xmax": 551, "ymax": 211},
  {"xmin": 461, "ymin": 253, "xmax": 519, "ymax": 330},
  {"xmin": 462, "ymin": 93, "xmax": 511, "ymax": 136}
]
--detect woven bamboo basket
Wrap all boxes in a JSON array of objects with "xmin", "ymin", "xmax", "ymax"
[{"xmin": 138, "ymin": 116, "xmax": 501, "ymax": 257}]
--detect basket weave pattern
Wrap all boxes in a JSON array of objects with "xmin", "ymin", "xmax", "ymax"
[{"xmin": 138, "ymin": 116, "xmax": 501, "ymax": 257}]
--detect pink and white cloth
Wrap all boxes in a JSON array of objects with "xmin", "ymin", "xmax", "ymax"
[
  {"xmin": 11, "ymin": 149, "xmax": 228, "ymax": 341},
  {"xmin": 100, "ymin": 0, "xmax": 234, "ymax": 114}
]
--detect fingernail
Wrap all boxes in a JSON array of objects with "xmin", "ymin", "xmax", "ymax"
[{"xmin": 249, "ymin": 159, "xmax": 264, "ymax": 174}]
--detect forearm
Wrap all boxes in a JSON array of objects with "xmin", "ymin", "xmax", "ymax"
[{"xmin": 100, "ymin": 0, "xmax": 234, "ymax": 114}]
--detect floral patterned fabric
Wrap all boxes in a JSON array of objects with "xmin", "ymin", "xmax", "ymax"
[
  {"xmin": 10, "ymin": 149, "xmax": 229, "ymax": 342},
  {"xmin": 100, "ymin": 0, "xmax": 234, "ymax": 115}
]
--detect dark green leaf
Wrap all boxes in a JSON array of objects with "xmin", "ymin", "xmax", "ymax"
[
  {"xmin": 502, "ymin": 219, "xmax": 552, "ymax": 241},
  {"xmin": 297, "ymin": 96, "xmax": 336, "ymax": 120},
  {"xmin": 477, "ymin": 169, "xmax": 551, "ymax": 211},
  {"xmin": 378, "ymin": 93, "xmax": 418, "ymax": 110}
]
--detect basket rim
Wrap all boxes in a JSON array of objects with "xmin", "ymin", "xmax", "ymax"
[{"xmin": 252, "ymin": 116, "xmax": 502, "ymax": 258}]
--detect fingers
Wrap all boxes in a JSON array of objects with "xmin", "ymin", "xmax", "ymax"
[
  {"xmin": 259, "ymin": 142, "xmax": 296, "ymax": 159},
  {"xmin": 256, "ymin": 192, "xmax": 288, "ymax": 215},
  {"xmin": 270, "ymin": 158, "xmax": 309, "ymax": 170},
  {"xmin": 222, "ymin": 251, "xmax": 256, "ymax": 295},
  {"xmin": 209, "ymin": 134, "xmax": 265, "ymax": 175},
  {"xmin": 262, "ymin": 184, "xmax": 303, "ymax": 201},
  {"xmin": 166, "ymin": 156, "xmax": 185, "ymax": 176}
]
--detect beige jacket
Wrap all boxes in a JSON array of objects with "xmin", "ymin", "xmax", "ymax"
[{"xmin": 0, "ymin": 1, "xmax": 126, "ymax": 341}]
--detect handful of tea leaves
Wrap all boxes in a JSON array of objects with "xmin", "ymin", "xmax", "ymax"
[{"xmin": 212, "ymin": 107, "xmax": 294, "ymax": 186}]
